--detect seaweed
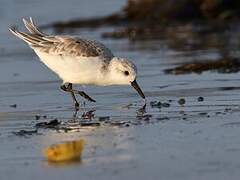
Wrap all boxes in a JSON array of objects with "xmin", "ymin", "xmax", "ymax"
[
  {"xmin": 165, "ymin": 57, "xmax": 240, "ymax": 74},
  {"xmin": 42, "ymin": 0, "xmax": 240, "ymax": 32}
]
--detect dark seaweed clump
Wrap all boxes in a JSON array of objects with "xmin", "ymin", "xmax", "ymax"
[
  {"xmin": 12, "ymin": 129, "xmax": 38, "ymax": 137},
  {"xmin": 124, "ymin": 0, "xmax": 240, "ymax": 23},
  {"xmin": 165, "ymin": 57, "xmax": 240, "ymax": 74},
  {"xmin": 35, "ymin": 119, "xmax": 60, "ymax": 129},
  {"xmin": 43, "ymin": 0, "xmax": 240, "ymax": 35}
]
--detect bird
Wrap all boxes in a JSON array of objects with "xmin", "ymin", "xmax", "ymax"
[{"xmin": 9, "ymin": 18, "xmax": 145, "ymax": 110}]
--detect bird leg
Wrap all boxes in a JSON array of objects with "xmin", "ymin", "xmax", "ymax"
[
  {"xmin": 60, "ymin": 83, "xmax": 96, "ymax": 109},
  {"xmin": 60, "ymin": 83, "xmax": 80, "ymax": 110},
  {"xmin": 70, "ymin": 90, "xmax": 96, "ymax": 102}
]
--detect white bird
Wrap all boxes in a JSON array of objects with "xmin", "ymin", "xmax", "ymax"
[{"xmin": 9, "ymin": 18, "xmax": 145, "ymax": 110}]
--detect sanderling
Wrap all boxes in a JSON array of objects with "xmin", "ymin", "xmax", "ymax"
[{"xmin": 9, "ymin": 18, "xmax": 145, "ymax": 110}]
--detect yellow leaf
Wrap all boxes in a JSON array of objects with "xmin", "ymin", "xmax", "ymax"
[{"xmin": 44, "ymin": 139, "xmax": 85, "ymax": 162}]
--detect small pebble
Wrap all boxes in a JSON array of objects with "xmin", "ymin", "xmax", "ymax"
[
  {"xmin": 198, "ymin": 96, "xmax": 204, "ymax": 102},
  {"xmin": 35, "ymin": 115, "xmax": 41, "ymax": 120},
  {"xmin": 9, "ymin": 104, "xmax": 17, "ymax": 108},
  {"xmin": 178, "ymin": 98, "xmax": 186, "ymax": 105},
  {"xmin": 125, "ymin": 124, "xmax": 130, "ymax": 127}
]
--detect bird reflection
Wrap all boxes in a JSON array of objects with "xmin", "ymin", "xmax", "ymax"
[
  {"xmin": 136, "ymin": 103, "xmax": 147, "ymax": 118},
  {"xmin": 70, "ymin": 109, "xmax": 96, "ymax": 122},
  {"xmin": 64, "ymin": 102, "xmax": 148, "ymax": 131}
]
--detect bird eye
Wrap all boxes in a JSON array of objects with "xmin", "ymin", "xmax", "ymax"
[{"xmin": 124, "ymin": 71, "xmax": 129, "ymax": 76}]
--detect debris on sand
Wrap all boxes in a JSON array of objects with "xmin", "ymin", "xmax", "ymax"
[
  {"xmin": 109, "ymin": 121, "xmax": 131, "ymax": 127},
  {"xmin": 150, "ymin": 101, "xmax": 170, "ymax": 108},
  {"xmin": 12, "ymin": 129, "xmax": 38, "ymax": 137},
  {"xmin": 35, "ymin": 119, "xmax": 60, "ymax": 129},
  {"xmin": 150, "ymin": 101, "xmax": 162, "ymax": 108},
  {"xmin": 35, "ymin": 115, "xmax": 47, "ymax": 120},
  {"xmin": 80, "ymin": 122, "xmax": 100, "ymax": 127},
  {"xmin": 156, "ymin": 117, "xmax": 170, "ymax": 121},
  {"xmin": 165, "ymin": 58, "xmax": 240, "ymax": 74},
  {"xmin": 162, "ymin": 102, "xmax": 170, "ymax": 107},
  {"xmin": 137, "ymin": 114, "xmax": 152, "ymax": 121},
  {"xmin": 98, "ymin": 116, "xmax": 110, "ymax": 121},
  {"xmin": 44, "ymin": 139, "xmax": 85, "ymax": 162}
]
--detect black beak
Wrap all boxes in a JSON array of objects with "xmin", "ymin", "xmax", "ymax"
[{"xmin": 131, "ymin": 79, "xmax": 145, "ymax": 99}]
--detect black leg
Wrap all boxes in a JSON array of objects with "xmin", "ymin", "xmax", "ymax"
[
  {"xmin": 62, "ymin": 84, "xmax": 96, "ymax": 102},
  {"xmin": 68, "ymin": 83, "xmax": 80, "ymax": 109},
  {"xmin": 60, "ymin": 83, "xmax": 79, "ymax": 111},
  {"xmin": 60, "ymin": 83, "xmax": 96, "ymax": 110},
  {"xmin": 70, "ymin": 89, "xmax": 96, "ymax": 102}
]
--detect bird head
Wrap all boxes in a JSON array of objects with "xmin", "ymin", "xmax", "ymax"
[{"xmin": 108, "ymin": 57, "xmax": 145, "ymax": 99}]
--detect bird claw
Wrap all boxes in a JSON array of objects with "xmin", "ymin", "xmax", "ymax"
[{"xmin": 60, "ymin": 85, "xmax": 67, "ymax": 91}]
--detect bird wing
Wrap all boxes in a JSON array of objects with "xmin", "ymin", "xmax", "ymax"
[{"xmin": 9, "ymin": 17, "xmax": 114, "ymax": 60}]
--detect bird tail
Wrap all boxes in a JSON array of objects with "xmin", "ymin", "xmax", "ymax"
[{"xmin": 9, "ymin": 17, "xmax": 46, "ymax": 46}]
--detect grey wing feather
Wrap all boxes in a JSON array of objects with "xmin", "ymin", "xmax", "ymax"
[
  {"xmin": 22, "ymin": 17, "xmax": 46, "ymax": 36},
  {"xmin": 45, "ymin": 36, "xmax": 114, "ymax": 59},
  {"xmin": 9, "ymin": 18, "xmax": 114, "ymax": 60}
]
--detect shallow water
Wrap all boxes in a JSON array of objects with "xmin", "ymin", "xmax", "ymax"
[{"xmin": 1, "ymin": 0, "xmax": 240, "ymax": 180}]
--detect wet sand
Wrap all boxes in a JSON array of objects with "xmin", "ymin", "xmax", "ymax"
[{"xmin": 1, "ymin": 0, "xmax": 240, "ymax": 180}]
